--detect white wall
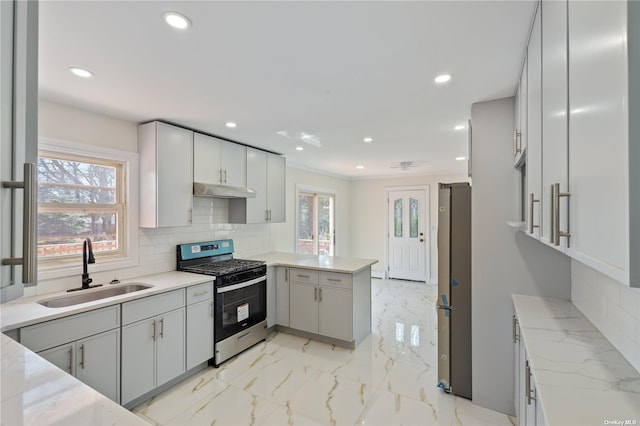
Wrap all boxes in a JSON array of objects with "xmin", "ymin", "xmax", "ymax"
[
  {"xmin": 270, "ymin": 166, "xmax": 351, "ymax": 256},
  {"xmin": 470, "ymin": 97, "xmax": 571, "ymax": 415},
  {"xmin": 572, "ymin": 261, "xmax": 640, "ymax": 372},
  {"xmin": 349, "ymin": 173, "xmax": 468, "ymax": 282},
  {"xmin": 32, "ymin": 100, "xmax": 270, "ymax": 295}
]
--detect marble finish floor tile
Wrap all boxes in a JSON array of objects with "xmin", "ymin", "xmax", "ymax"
[{"xmin": 134, "ymin": 278, "xmax": 514, "ymax": 426}]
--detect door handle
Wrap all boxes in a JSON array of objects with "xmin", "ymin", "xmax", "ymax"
[
  {"xmin": 79, "ymin": 344, "xmax": 85, "ymax": 369},
  {"xmin": 529, "ymin": 193, "xmax": 539, "ymax": 234},
  {"xmin": 2, "ymin": 163, "xmax": 37, "ymax": 283},
  {"xmin": 552, "ymin": 183, "xmax": 570, "ymax": 245},
  {"xmin": 159, "ymin": 318, "xmax": 164, "ymax": 338}
]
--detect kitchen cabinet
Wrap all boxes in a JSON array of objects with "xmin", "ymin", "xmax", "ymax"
[
  {"xmin": 513, "ymin": 55, "xmax": 527, "ymax": 168},
  {"xmin": 526, "ymin": 2, "xmax": 542, "ymax": 240},
  {"xmin": 186, "ymin": 281, "xmax": 214, "ymax": 370},
  {"xmin": 566, "ymin": 0, "xmax": 638, "ymax": 286},
  {"xmin": 266, "ymin": 267, "xmax": 276, "ymax": 328},
  {"xmin": 139, "ymin": 121, "xmax": 193, "ymax": 228},
  {"xmin": 20, "ymin": 306, "xmax": 121, "ymax": 402},
  {"xmin": 276, "ymin": 266, "xmax": 290, "ymax": 327},
  {"xmin": 289, "ymin": 269, "xmax": 353, "ymax": 342},
  {"xmin": 193, "ymin": 133, "xmax": 246, "ymax": 187},
  {"xmin": 513, "ymin": 314, "xmax": 546, "ymax": 426},
  {"xmin": 541, "ymin": 0, "xmax": 569, "ymax": 251},
  {"xmin": 121, "ymin": 289, "xmax": 186, "ymax": 405},
  {"xmin": 229, "ymin": 147, "xmax": 286, "ymax": 224}
]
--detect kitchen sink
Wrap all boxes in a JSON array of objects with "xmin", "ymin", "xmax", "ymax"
[{"xmin": 38, "ymin": 283, "xmax": 153, "ymax": 308}]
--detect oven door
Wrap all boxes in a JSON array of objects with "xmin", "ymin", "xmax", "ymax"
[{"xmin": 215, "ymin": 276, "xmax": 266, "ymax": 342}]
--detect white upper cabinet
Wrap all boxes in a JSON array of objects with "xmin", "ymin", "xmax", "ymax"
[
  {"xmin": 514, "ymin": 55, "xmax": 528, "ymax": 168},
  {"xmin": 567, "ymin": 0, "xmax": 637, "ymax": 286},
  {"xmin": 541, "ymin": 0, "xmax": 569, "ymax": 251},
  {"xmin": 526, "ymin": 3, "xmax": 542, "ymax": 239},
  {"xmin": 139, "ymin": 122, "xmax": 193, "ymax": 228},
  {"xmin": 266, "ymin": 153, "xmax": 286, "ymax": 223},
  {"xmin": 244, "ymin": 147, "xmax": 268, "ymax": 223},
  {"xmin": 193, "ymin": 133, "xmax": 246, "ymax": 187}
]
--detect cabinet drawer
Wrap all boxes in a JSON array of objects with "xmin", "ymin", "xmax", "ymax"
[
  {"xmin": 122, "ymin": 289, "xmax": 185, "ymax": 325},
  {"xmin": 21, "ymin": 305, "xmax": 120, "ymax": 353},
  {"xmin": 319, "ymin": 271, "xmax": 352, "ymax": 289},
  {"xmin": 186, "ymin": 281, "xmax": 213, "ymax": 305},
  {"xmin": 290, "ymin": 268, "xmax": 319, "ymax": 284}
]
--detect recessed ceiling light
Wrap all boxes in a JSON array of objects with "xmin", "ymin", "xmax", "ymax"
[
  {"xmin": 454, "ymin": 125, "xmax": 465, "ymax": 131},
  {"xmin": 296, "ymin": 146, "xmax": 304, "ymax": 151},
  {"xmin": 435, "ymin": 74, "xmax": 452, "ymax": 84},
  {"xmin": 363, "ymin": 137, "xmax": 373, "ymax": 143},
  {"xmin": 163, "ymin": 12, "xmax": 191, "ymax": 29},
  {"xmin": 356, "ymin": 165, "xmax": 365, "ymax": 169},
  {"xmin": 68, "ymin": 67, "xmax": 93, "ymax": 78},
  {"xmin": 456, "ymin": 156, "xmax": 466, "ymax": 161},
  {"xmin": 225, "ymin": 122, "xmax": 237, "ymax": 128}
]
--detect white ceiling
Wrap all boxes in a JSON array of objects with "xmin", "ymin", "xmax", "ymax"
[{"xmin": 39, "ymin": 0, "xmax": 536, "ymax": 179}]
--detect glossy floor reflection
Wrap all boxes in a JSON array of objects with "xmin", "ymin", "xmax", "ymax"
[{"xmin": 133, "ymin": 278, "xmax": 515, "ymax": 425}]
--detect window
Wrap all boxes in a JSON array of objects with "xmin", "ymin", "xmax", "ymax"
[
  {"xmin": 37, "ymin": 139, "xmax": 138, "ymax": 278},
  {"xmin": 297, "ymin": 189, "xmax": 335, "ymax": 256}
]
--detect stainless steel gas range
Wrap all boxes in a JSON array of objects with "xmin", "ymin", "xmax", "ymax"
[{"xmin": 177, "ymin": 240, "xmax": 267, "ymax": 366}]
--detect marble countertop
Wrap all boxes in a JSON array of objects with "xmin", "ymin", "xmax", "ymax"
[
  {"xmin": 0, "ymin": 271, "xmax": 210, "ymax": 332},
  {"xmin": 1, "ymin": 333, "xmax": 148, "ymax": 426},
  {"xmin": 512, "ymin": 294, "xmax": 640, "ymax": 425},
  {"xmin": 248, "ymin": 252, "xmax": 378, "ymax": 273}
]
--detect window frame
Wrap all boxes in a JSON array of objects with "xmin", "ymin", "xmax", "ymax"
[
  {"xmin": 37, "ymin": 138, "xmax": 139, "ymax": 280},
  {"xmin": 295, "ymin": 185, "xmax": 336, "ymax": 256}
]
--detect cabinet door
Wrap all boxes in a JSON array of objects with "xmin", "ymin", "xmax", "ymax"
[
  {"xmin": 38, "ymin": 343, "xmax": 74, "ymax": 375},
  {"xmin": 568, "ymin": 0, "xmax": 628, "ymax": 282},
  {"xmin": 318, "ymin": 286, "xmax": 352, "ymax": 341},
  {"xmin": 76, "ymin": 329, "xmax": 120, "ymax": 403},
  {"xmin": 156, "ymin": 308, "xmax": 186, "ymax": 386},
  {"xmin": 513, "ymin": 317, "xmax": 520, "ymax": 422},
  {"xmin": 221, "ymin": 141, "xmax": 246, "ymax": 187},
  {"xmin": 519, "ymin": 332, "xmax": 528, "ymax": 425},
  {"xmin": 193, "ymin": 133, "xmax": 222, "ymax": 184},
  {"xmin": 276, "ymin": 267, "xmax": 290, "ymax": 327},
  {"xmin": 266, "ymin": 266, "xmax": 276, "ymax": 328},
  {"xmin": 289, "ymin": 282, "xmax": 318, "ymax": 334},
  {"xmin": 121, "ymin": 318, "xmax": 156, "ymax": 404},
  {"xmin": 526, "ymin": 4, "xmax": 542, "ymax": 239},
  {"xmin": 186, "ymin": 299, "xmax": 214, "ymax": 370},
  {"xmin": 541, "ymin": 0, "xmax": 569, "ymax": 250},
  {"xmin": 245, "ymin": 147, "xmax": 268, "ymax": 223},
  {"xmin": 266, "ymin": 153, "xmax": 286, "ymax": 223},
  {"xmin": 156, "ymin": 122, "xmax": 193, "ymax": 227},
  {"xmin": 519, "ymin": 56, "xmax": 528, "ymax": 154}
]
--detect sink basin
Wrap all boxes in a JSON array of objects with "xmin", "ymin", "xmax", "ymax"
[{"xmin": 38, "ymin": 283, "xmax": 153, "ymax": 308}]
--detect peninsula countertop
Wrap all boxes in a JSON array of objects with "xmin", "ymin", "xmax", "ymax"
[
  {"xmin": 248, "ymin": 252, "xmax": 378, "ymax": 273},
  {"xmin": 512, "ymin": 294, "xmax": 640, "ymax": 425}
]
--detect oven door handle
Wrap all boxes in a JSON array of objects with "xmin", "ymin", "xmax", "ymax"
[{"xmin": 217, "ymin": 276, "xmax": 266, "ymax": 293}]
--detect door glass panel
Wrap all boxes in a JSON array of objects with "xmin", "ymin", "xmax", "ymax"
[
  {"xmin": 394, "ymin": 199, "xmax": 403, "ymax": 237},
  {"xmin": 318, "ymin": 195, "xmax": 333, "ymax": 255},
  {"xmin": 410, "ymin": 198, "xmax": 419, "ymax": 238},
  {"xmin": 297, "ymin": 193, "xmax": 314, "ymax": 254}
]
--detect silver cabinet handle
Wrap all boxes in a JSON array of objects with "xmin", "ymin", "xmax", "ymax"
[
  {"xmin": 2, "ymin": 163, "xmax": 37, "ymax": 283},
  {"xmin": 529, "ymin": 193, "xmax": 539, "ymax": 234},
  {"xmin": 265, "ymin": 210, "xmax": 269, "ymax": 221},
  {"xmin": 512, "ymin": 315, "xmax": 519, "ymax": 343},
  {"xmin": 193, "ymin": 289, "xmax": 209, "ymax": 297},
  {"xmin": 223, "ymin": 169, "xmax": 227, "ymax": 184},
  {"xmin": 68, "ymin": 347, "xmax": 73, "ymax": 374},
  {"xmin": 219, "ymin": 169, "xmax": 223, "ymax": 184},
  {"xmin": 159, "ymin": 318, "xmax": 164, "ymax": 338},
  {"xmin": 210, "ymin": 301, "xmax": 214, "ymax": 318},
  {"xmin": 152, "ymin": 320, "xmax": 156, "ymax": 341},
  {"xmin": 327, "ymin": 278, "xmax": 341, "ymax": 282},
  {"xmin": 514, "ymin": 129, "xmax": 521, "ymax": 156},
  {"xmin": 285, "ymin": 268, "xmax": 289, "ymax": 282},
  {"xmin": 79, "ymin": 344, "xmax": 85, "ymax": 369},
  {"xmin": 319, "ymin": 287, "xmax": 322, "ymax": 302},
  {"xmin": 314, "ymin": 287, "xmax": 318, "ymax": 301},
  {"xmin": 525, "ymin": 360, "xmax": 536, "ymax": 405},
  {"xmin": 552, "ymin": 183, "xmax": 570, "ymax": 246},
  {"xmin": 297, "ymin": 274, "xmax": 310, "ymax": 279}
]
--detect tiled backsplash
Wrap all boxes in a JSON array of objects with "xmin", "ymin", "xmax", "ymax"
[
  {"xmin": 571, "ymin": 260, "xmax": 640, "ymax": 372},
  {"xmin": 30, "ymin": 197, "xmax": 270, "ymax": 295}
]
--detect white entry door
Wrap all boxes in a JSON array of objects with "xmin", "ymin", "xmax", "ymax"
[{"xmin": 387, "ymin": 189, "xmax": 428, "ymax": 281}]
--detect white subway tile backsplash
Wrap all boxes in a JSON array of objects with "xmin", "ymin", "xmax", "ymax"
[{"xmin": 572, "ymin": 260, "xmax": 640, "ymax": 373}]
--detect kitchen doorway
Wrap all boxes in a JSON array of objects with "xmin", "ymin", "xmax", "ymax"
[
  {"xmin": 386, "ymin": 187, "xmax": 429, "ymax": 281},
  {"xmin": 296, "ymin": 187, "xmax": 335, "ymax": 256}
]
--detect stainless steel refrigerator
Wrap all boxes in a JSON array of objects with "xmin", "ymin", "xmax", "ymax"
[{"xmin": 437, "ymin": 182, "xmax": 472, "ymax": 399}]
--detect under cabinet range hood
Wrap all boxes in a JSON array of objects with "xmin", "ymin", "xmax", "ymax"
[{"xmin": 193, "ymin": 182, "xmax": 257, "ymax": 198}]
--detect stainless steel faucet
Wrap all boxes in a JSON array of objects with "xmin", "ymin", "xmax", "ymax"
[{"xmin": 68, "ymin": 238, "xmax": 102, "ymax": 292}]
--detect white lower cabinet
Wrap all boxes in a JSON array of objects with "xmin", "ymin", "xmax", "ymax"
[
  {"xmin": 186, "ymin": 282, "xmax": 214, "ymax": 370},
  {"xmin": 276, "ymin": 266, "xmax": 290, "ymax": 327},
  {"xmin": 38, "ymin": 329, "xmax": 120, "ymax": 403},
  {"xmin": 289, "ymin": 269, "xmax": 353, "ymax": 342},
  {"xmin": 121, "ymin": 290, "xmax": 186, "ymax": 405},
  {"xmin": 514, "ymin": 314, "xmax": 546, "ymax": 426},
  {"xmin": 267, "ymin": 266, "xmax": 276, "ymax": 328},
  {"xmin": 20, "ymin": 305, "xmax": 121, "ymax": 403}
]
